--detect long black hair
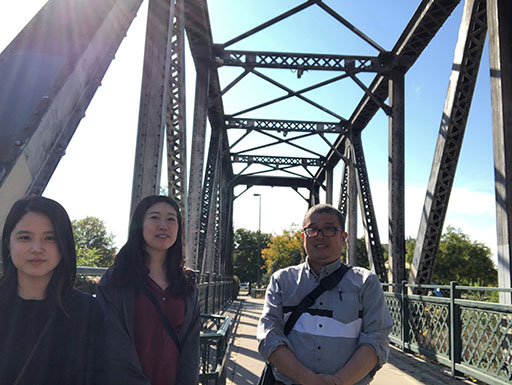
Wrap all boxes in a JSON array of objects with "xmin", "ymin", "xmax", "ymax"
[
  {"xmin": 108, "ymin": 195, "xmax": 195, "ymax": 297},
  {"xmin": 0, "ymin": 196, "xmax": 76, "ymax": 310}
]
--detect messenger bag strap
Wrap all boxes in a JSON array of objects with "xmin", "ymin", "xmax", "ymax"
[
  {"xmin": 143, "ymin": 287, "xmax": 182, "ymax": 354},
  {"xmin": 283, "ymin": 263, "xmax": 351, "ymax": 336}
]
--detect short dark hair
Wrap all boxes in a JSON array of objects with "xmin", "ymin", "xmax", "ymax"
[
  {"xmin": 303, "ymin": 203, "xmax": 346, "ymax": 230},
  {"xmin": 0, "ymin": 196, "xmax": 76, "ymax": 310},
  {"xmin": 109, "ymin": 195, "xmax": 195, "ymax": 297}
]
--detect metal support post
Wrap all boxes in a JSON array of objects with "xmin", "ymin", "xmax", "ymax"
[
  {"xmin": 186, "ymin": 58, "xmax": 210, "ymax": 269},
  {"xmin": 347, "ymin": 141, "xmax": 358, "ymax": 267},
  {"xmin": 487, "ymin": 0, "xmax": 512, "ymax": 304},
  {"xmin": 131, "ymin": 0, "xmax": 176, "ymax": 215},
  {"xmin": 388, "ymin": 68, "xmax": 406, "ymax": 288},
  {"xmin": 326, "ymin": 167, "xmax": 333, "ymax": 204}
]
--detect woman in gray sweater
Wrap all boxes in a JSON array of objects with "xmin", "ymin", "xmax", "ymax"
[{"xmin": 97, "ymin": 195, "xmax": 200, "ymax": 385}]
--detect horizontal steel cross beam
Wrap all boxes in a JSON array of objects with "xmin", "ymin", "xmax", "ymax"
[
  {"xmin": 215, "ymin": 47, "xmax": 394, "ymax": 73},
  {"xmin": 232, "ymin": 175, "xmax": 315, "ymax": 189},
  {"xmin": 232, "ymin": 154, "xmax": 324, "ymax": 167},
  {"xmin": 225, "ymin": 117, "xmax": 345, "ymax": 133}
]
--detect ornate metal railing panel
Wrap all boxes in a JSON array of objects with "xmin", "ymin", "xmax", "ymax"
[{"xmin": 384, "ymin": 282, "xmax": 512, "ymax": 385}]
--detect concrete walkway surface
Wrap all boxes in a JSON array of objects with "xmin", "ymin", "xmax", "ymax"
[{"xmin": 220, "ymin": 295, "xmax": 479, "ymax": 385}]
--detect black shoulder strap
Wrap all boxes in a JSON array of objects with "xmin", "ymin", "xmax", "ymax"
[
  {"xmin": 14, "ymin": 312, "xmax": 54, "ymax": 385},
  {"xmin": 283, "ymin": 263, "xmax": 351, "ymax": 336},
  {"xmin": 143, "ymin": 287, "xmax": 182, "ymax": 354}
]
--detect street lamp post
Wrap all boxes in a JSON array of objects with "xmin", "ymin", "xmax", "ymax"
[{"xmin": 254, "ymin": 193, "xmax": 262, "ymax": 287}]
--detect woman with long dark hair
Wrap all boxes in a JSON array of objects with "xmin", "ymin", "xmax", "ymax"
[
  {"xmin": 97, "ymin": 195, "xmax": 200, "ymax": 385},
  {"xmin": 0, "ymin": 196, "xmax": 105, "ymax": 385}
]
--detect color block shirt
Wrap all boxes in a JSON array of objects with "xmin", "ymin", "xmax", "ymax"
[{"xmin": 257, "ymin": 259, "xmax": 393, "ymax": 385}]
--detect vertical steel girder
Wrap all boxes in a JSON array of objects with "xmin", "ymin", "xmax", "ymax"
[
  {"xmin": 326, "ymin": 168, "xmax": 334, "ymax": 204},
  {"xmin": 388, "ymin": 69, "xmax": 406, "ymax": 286},
  {"xmin": 338, "ymin": 139, "xmax": 350, "ymax": 217},
  {"xmin": 339, "ymin": 139, "xmax": 358, "ymax": 267},
  {"xmin": 220, "ymin": 168, "xmax": 234, "ymax": 275},
  {"xmin": 166, "ymin": 0, "xmax": 188, "ymax": 217},
  {"xmin": 347, "ymin": 146, "xmax": 358, "ymax": 267},
  {"xmin": 199, "ymin": 127, "xmax": 223, "ymax": 272},
  {"xmin": 409, "ymin": 0, "xmax": 488, "ymax": 286},
  {"xmin": 186, "ymin": 58, "xmax": 210, "ymax": 269},
  {"xmin": 351, "ymin": 134, "xmax": 387, "ymax": 282},
  {"xmin": 487, "ymin": 0, "xmax": 512, "ymax": 303},
  {"xmin": 131, "ymin": 0, "xmax": 176, "ymax": 215},
  {"xmin": 0, "ymin": 0, "xmax": 142, "ymax": 228}
]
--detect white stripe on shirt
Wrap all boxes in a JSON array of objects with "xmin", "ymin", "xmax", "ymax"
[{"xmin": 292, "ymin": 312, "xmax": 362, "ymax": 338}]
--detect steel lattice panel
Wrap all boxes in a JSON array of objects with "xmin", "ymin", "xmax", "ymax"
[
  {"xmin": 385, "ymin": 296, "xmax": 402, "ymax": 339},
  {"xmin": 218, "ymin": 50, "xmax": 384, "ymax": 72},
  {"xmin": 166, "ymin": 0, "xmax": 187, "ymax": 210},
  {"xmin": 460, "ymin": 307, "xmax": 512, "ymax": 382},
  {"xmin": 407, "ymin": 299, "xmax": 450, "ymax": 356},
  {"xmin": 225, "ymin": 117, "xmax": 343, "ymax": 133}
]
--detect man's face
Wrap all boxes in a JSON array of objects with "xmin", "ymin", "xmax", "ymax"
[{"xmin": 302, "ymin": 212, "xmax": 347, "ymax": 271}]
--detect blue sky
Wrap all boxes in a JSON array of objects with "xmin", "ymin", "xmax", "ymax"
[{"xmin": 0, "ymin": 1, "xmax": 498, "ymax": 262}]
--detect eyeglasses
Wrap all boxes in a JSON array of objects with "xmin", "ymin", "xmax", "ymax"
[{"xmin": 302, "ymin": 226, "xmax": 343, "ymax": 238}]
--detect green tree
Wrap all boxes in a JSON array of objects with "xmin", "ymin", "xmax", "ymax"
[
  {"xmin": 232, "ymin": 228, "xmax": 271, "ymax": 284},
  {"xmin": 72, "ymin": 217, "xmax": 116, "ymax": 267},
  {"xmin": 405, "ymin": 237, "xmax": 416, "ymax": 266},
  {"xmin": 354, "ymin": 236, "xmax": 387, "ymax": 269},
  {"xmin": 261, "ymin": 229, "xmax": 305, "ymax": 276},
  {"xmin": 433, "ymin": 226, "xmax": 497, "ymax": 286},
  {"xmin": 403, "ymin": 229, "xmax": 497, "ymax": 287}
]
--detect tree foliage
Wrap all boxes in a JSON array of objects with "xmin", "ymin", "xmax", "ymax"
[
  {"xmin": 72, "ymin": 217, "xmax": 116, "ymax": 267},
  {"xmin": 433, "ymin": 226, "xmax": 497, "ymax": 286},
  {"xmin": 354, "ymin": 237, "xmax": 387, "ymax": 269},
  {"xmin": 403, "ymin": 228, "xmax": 496, "ymax": 286},
  {"xmin": 232, "ymin": 228, "xmax": 271, "ymax": 284},
  {"xmin": 261, "ymin": 229, "xmax": 305, "ymax": 277}
]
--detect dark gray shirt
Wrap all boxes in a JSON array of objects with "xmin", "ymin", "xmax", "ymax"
[{"xmin": 257, "ymin": 259, "xmax": 393, "ymax": 385}]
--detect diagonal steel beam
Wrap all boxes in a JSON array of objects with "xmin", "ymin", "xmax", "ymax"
[
  {"xmin": 316, "ymin": 0, "xmax": 462, "ymax": 184},
  {"xmin": 0, "ymin": 0, "xmax": 143, "ymax": 228},
  {"xmin": 351, "ymin": 134, "xmax": 387, "ymax": 282},
  {"xmin": 409, "ymin": 0, "xmax": 488, "ymax": 286}
]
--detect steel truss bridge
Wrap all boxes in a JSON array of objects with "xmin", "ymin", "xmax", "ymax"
[{"xmin": 0, "ymin": 0, "xmax": 511, "ymax": 303}]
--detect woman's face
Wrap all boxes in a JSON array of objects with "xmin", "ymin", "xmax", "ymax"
[
  {"xmin": 9, "ymin": 211, "xmax": 62, "ymax": 285},
  {"xmin": 142, "ymin": 202, "xmax": 179, "ymax": 257}
]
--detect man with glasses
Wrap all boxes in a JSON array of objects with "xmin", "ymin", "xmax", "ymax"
[{"xmin": 257, "ymin": 204, "xmax": 392, "ymax": 385}]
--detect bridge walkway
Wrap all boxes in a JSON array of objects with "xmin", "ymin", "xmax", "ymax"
[{"xmin": 221, "ymin": 295, "xmax": 480, "ymax": 385}]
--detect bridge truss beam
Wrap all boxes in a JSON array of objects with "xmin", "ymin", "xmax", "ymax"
[
  {"xmin": 487, "ymin": 0, "xmax": 512, "ymax": 304},
  {"xmin": 215, "ymin": 48, "xmax": 393, "ymax": 73},
  {"xmin": 0, "ymin": 0, "xmax": 143, "ymax": 228},
  {"xmin": 409, "ymin": 0, "xmax": 487, "ymax": 286}
]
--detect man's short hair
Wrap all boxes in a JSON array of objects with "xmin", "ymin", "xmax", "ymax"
[{"xmin": 303, "ymin": 203, "xmax": 346, "ymax": 230}]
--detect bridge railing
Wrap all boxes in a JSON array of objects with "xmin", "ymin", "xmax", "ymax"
[
  {"xmin": 76, "ymin": 267, "xmax": 236, "ymax": 385},
  {"xmin": 383, "ymin": 281, "xmax": 512, "ymax": 385},
  {"xmin": 199, "ymin": 314, "xmax": 233, "ymax": 385}
]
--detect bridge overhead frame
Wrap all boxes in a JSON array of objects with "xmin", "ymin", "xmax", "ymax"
[{"xmin": 0, "ymin": 0, "xmax": 511, "ymax": 300}]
